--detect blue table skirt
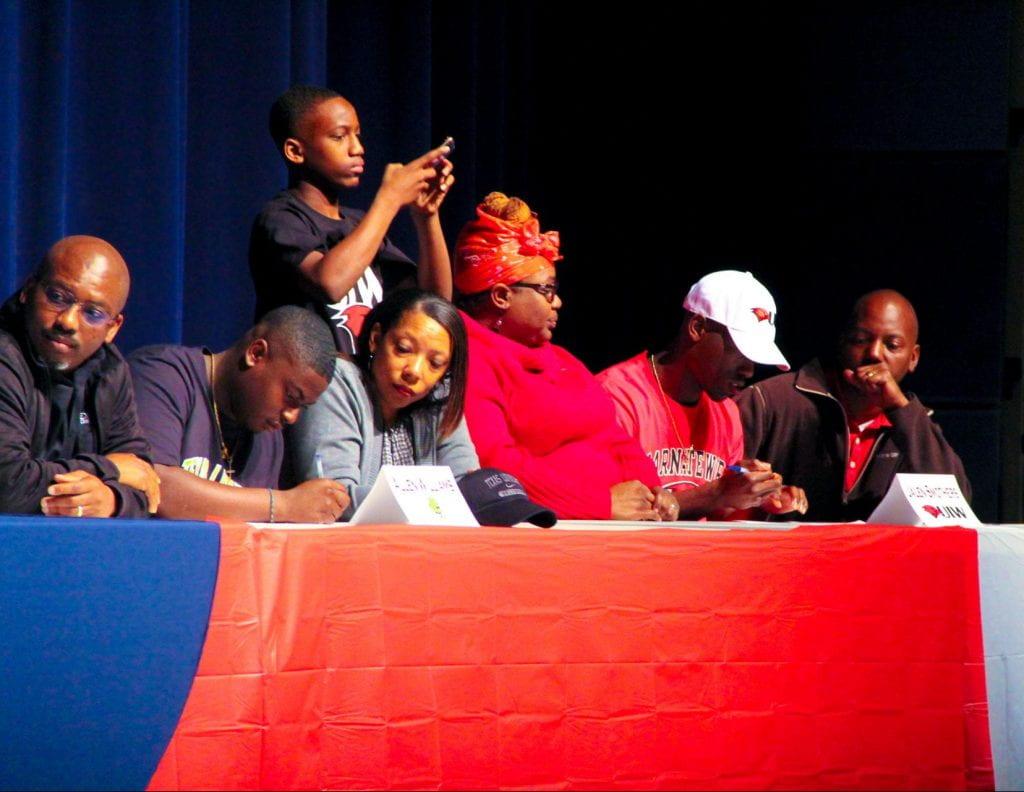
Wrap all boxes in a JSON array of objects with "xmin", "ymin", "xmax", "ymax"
[{"xmin": 0, "ymin": 516, "xmax": 219, "ymax": 791}]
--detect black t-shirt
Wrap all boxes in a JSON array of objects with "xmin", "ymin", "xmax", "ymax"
[
  {"xmin": 248, "ymin": 190, "xmax": 415, "ymax": 354},
  {"xmin": 128, "ymin": 345, "xmax": 283, "ymax": 488}
]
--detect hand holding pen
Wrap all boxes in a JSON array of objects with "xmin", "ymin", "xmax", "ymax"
[{"xmin": 727, "ymin": 459, "xmax": 808, "ymax": 515}]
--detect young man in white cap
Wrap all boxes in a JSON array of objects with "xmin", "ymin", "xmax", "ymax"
[{"xmin": 597, "ymin": 270, "xmax": 807, "ymax": 518}]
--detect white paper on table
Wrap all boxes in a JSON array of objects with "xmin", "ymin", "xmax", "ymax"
[
  {"xmin": 349, "ymin": 465, "xmax": 479, "ymax": 526},
  {"xmin": 867, "ymin": 472, "xmax": 980, "ymax": 527}
]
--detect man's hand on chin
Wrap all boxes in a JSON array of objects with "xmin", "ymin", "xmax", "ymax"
[{"xmin": 843, "ymin": 362, "xmax": 910, "ymax": 411}]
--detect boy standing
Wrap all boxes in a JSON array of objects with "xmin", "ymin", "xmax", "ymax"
[{"xmin": 249, "ymin": 85, "xmax": 454, "ymax": 354}]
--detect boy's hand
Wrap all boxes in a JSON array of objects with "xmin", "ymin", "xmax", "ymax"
[
  {"xmin": 653, "ymin": 486, "xmax": 680, "ymax": 521},
  {"xmin": 277, "ymin": 479, "xmax": 350, "ymax": 523},
  {"xmin": 412, "ymin": 157, "xmax": 455, "ymax": 217},
  {"xmin": 709, "ymin": 464, "xmax": 782, "ymax": 511},
  {"xmin": 41, "ymin": 470, "xmax": 117, "ymax": 517},
  {"xmin": 761, "ymin": 485, "xmax": 809, "ymax": 516},
  {"xmin": 379, "ymin": 146, "xmax": 450, "ymax": 211}
]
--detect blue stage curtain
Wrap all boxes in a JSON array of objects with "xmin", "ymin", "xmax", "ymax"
[
  {"xmin": 0, "ymin": 0, "xmax": 545, "ymax": 352},
  {"xmin": 1, "ymin": 0, "xmax": 332, "ymax": 351}
]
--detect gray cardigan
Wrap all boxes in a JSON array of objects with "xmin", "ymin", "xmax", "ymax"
[{"xmin": 290, "ymin": 358, "xmax": 479, "ymax": 519}]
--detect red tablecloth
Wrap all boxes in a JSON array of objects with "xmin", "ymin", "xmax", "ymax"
[{"xmin": 149, "ymin": 522, "xmax": 992, "ymax": 790}]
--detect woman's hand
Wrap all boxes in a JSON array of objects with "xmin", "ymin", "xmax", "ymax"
[{"xmin": 610, "ymin": 480, "xmax": 660, "ymax": 521}]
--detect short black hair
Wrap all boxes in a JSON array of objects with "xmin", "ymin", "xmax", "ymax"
[
  {"xmin": 269, "ymin": 84, "xmax": 343, "ymax": 151},
  {"xmin": 252, "ymin": 305, "xmax": 337, "ymax": 382},
  {"xmin": 354, "ymin": 289, "xmax": 468, "ymax": 438}
]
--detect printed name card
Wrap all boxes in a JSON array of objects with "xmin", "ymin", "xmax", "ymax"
[
  {"xmin": 868, "ymin": 473, "xmax": 980, "ymax": 527},
  {"xmin": 349, "ymin": 465, "xmax": 479, "ymax": 526}
]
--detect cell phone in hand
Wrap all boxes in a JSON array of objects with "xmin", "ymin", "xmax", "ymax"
[{"xmin": 432, "ymin": 137, "xmax": 454, "ymax": 169}]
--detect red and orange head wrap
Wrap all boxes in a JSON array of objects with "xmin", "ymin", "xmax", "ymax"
[{"xmin": 454, "ymin": 192, "xmax": 562, "ymax": 295}]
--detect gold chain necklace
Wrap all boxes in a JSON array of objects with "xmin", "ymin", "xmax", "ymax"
[
  {"xmin": 649, "ymin": 353, "xmax": 692, "ymax": 453},
  {"xmin": 205, "ymin": 351, "xmax": 234, "ymax": 478}
]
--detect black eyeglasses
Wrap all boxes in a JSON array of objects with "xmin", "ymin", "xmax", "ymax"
[
  {"xmin": 509, "ymin": 281, "xmax": 559, "ymax": 303},
  {"xmin": 39, "ymin": 284, "xmax": 116, "ymax": 327}
]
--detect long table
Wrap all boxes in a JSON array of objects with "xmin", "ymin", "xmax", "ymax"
[
  {"xmin": 1, "ymin": 518, "xmax": 1002, "ymax": 790},
  {"xmin": 144, "ymin": 521, "xmax": 991, "ymax": 791}
]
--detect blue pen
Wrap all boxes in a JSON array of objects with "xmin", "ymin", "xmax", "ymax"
[
  {"xmin": 315, "ymin": 452, "xmax": 325, "ymax": 479},
  {"xmin": 727, "ymin": 464, "xmax": 750, "ymax": 474}
]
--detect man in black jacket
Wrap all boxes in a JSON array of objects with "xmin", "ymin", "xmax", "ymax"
[
  {"xmin": 0, "ymin": 235, "xmax": 159, "ymax": 517},
  {"xmin": 736, "ymin": 289, "xmax": 970, "ymax": 522}
]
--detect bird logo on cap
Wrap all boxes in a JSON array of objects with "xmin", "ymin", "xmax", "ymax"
[{"xmin": 751, "ymin": 307, "xmax": 774, "ymax": 323}]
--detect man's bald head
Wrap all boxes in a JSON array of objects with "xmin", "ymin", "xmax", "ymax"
[
  {"xmin": 36, "ymin": 236, "xmax": 131, "ymax": 314},
  {"xmin": 848, "ymin": 289, "xmax": 919, "ymax": 346},
  {"xmin": 837, "ymin": 288, "xmax": 921, "ymax": 386},
  {"xmin": 20, "ymin": 235, "xmax": 130, "ymax": 372}
]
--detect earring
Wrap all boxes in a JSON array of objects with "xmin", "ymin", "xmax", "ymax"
[{"xmin": 494, "ymin": 317, "xmax": 504, "ymax": 332}]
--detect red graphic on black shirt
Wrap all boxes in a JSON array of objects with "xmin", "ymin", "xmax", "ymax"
[
  {"xmin": 328, "ymin": 269, "xmax": 384, "ymax": 349},
  {"xmin": 339, "ymin": 304, "xmax": 371, "ymax": 342}
]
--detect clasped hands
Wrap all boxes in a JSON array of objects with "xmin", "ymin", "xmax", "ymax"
[{"xmin": 41, "ymin": 453, "xmax": 161, "ymax": 517}]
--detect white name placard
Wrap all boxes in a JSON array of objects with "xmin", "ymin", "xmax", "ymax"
[
  {"xmin": 868, "ymin": 473, "xmax": 980, "ymax": 527},
  {"xmin": 349, "ymin": 465, "xmax": 479, "ymax": 527}
]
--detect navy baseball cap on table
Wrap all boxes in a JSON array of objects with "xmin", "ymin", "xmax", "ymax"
[{"xmin": 458, "ymin": 468, "xmax": 557, "ymax": 527}]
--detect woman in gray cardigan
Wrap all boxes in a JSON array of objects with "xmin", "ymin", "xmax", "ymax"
[{"xmin": 290, "ymin": 289, "xmax": 478, "ymax": 519}]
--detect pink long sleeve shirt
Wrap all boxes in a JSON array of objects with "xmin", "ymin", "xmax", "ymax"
[{"xmin": 461, "ymin": 312, "xmax": 659, "ymax": 519}]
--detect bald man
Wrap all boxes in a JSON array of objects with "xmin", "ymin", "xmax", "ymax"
[
  {"xmin": 735, "ymin": 289, "xmax": 970, "ymax": 522},
  {"xmin": 0, "ymin": 236, "xmax": 159, "ymax": 517}
]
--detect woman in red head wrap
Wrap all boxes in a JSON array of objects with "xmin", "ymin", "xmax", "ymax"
[{"xmin": 455, "ymin": 193, "xmax": 677, "ymax": 521}]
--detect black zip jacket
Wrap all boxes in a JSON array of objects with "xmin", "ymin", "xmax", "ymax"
[
  {"xmin": 736, "ymin": 358, "xmax": 971, "ymax": 522},
  {"xmin": 0, "ymin": 294, "xmax": 152, "ymax": 516}
]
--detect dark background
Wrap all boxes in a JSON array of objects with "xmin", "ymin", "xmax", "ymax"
[{"xmin": 1, "ymin": 1, "xmax": 1016, "ymax": 521}]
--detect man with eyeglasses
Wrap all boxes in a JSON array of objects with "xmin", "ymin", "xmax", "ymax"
[
  {"xmin": 0, "ymin": 235, "xmax": 159, "ymax": 517},
  {"xmin": 598, "ymin": 270, "xmax": 808, "ymax": 519}
]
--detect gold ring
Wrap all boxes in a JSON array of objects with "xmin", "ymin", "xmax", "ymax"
[{"xmin": 76, "ymin": 505, "xmax": 84, "ymax": 517}]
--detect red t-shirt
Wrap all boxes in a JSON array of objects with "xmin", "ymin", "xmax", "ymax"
[{"xmin": 597, "ymin": 352, "xmax": 744, "ymax": 491}]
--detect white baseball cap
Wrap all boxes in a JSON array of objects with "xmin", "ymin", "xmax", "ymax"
[{"xmin": 683, "ymin": 270, "xmax": 790, "ymax": 370}]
